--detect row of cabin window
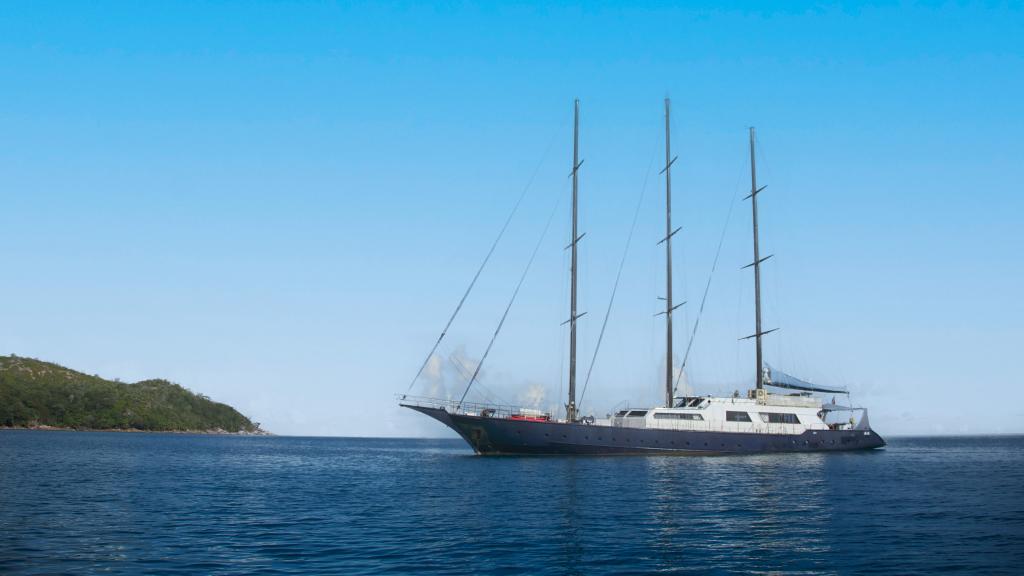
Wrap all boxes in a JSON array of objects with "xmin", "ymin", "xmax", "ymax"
[
  {"xmin": 736, "ymin": 412, "xmax": 801, "ymax": 424},
  {"xmin": 761, "ymin": 413, "xmax": 801, "ymax": 424},
  {"xmin": 654, "ymin": 413, "xmax": 704, "ymax": 421},
  {"xmin": 653, "ymin": 411, "xmax": 801, "ymax": 424}
]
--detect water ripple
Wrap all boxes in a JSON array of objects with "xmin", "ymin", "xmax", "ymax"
[{"xmin": 1, "ymin": 433, "xmax": 1022, "ymax": 574}]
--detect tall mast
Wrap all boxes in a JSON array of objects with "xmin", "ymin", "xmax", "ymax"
[
  {"xmin": 660, "ymin": 98, "xmax": 681, "ymax": 408},
  {"xmin": 751, "ymin": 128, "xmax": 761, "ymax": 392},
  {"xmin": 567, "ymin": 99, "xmax": 581, "ymax": 422},
  {"xmin": 746, "ymin": 127, "xmax": 774, "ymax": 395}
]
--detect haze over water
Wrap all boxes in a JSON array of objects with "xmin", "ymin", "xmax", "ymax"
[{"xmin": 2, "ymin": 431, "xmax": 1021, "ymax": 574}]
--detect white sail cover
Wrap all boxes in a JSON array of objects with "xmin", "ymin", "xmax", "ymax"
[{"xmin": 766, "ymin": 365, "xmax": 848, "ymax": 394}]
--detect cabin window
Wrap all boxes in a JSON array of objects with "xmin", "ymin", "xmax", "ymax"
[
  {"xmin": 726, "ymin": 411, "xmax": 752, "ymax": 422},
  {"xmin": 626, "ymin": 410, "xmax": 648, "ymax": 417},
  {"xmin": 760, "ymin": 413, "xmax": 800, "ymax": 424},
  {"xmin": 615, "ymin": 410, "xmax": 629, "ymax": 417},
  {"xmin": 654, "ymin": 412, "xmax": 703, "ymax": 421}
]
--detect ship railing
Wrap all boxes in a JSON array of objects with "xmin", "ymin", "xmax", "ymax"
[{"xmin": 396, "ymin": 394, "xmax": 542, "ymax": 420}]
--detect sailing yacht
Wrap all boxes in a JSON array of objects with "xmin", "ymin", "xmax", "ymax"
[{"xmin": 401, "ymin": 99, "xmax": 885, "ymax": 455}]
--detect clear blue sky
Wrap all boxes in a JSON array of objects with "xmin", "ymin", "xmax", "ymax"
[{"xmin": 2, "ymin": 1, "xmax": 1021, "ymax": 436}]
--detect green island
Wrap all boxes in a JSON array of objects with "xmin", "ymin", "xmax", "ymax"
[{"xmin": 0, "ymin": 355, "xmax": 265, "ymax": 434}]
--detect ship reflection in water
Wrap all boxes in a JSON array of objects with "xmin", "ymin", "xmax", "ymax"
[{"xmin": 645, "ymin": 452, "xmax": 835, "ymax": 562}]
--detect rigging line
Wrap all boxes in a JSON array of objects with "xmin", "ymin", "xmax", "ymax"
[
  {"xmin": 577, "ymin": 154, "xmax": 656, "ymax": 410},
  {"xmin": 405, "ymin": 120, "xmax": 565, "ymax": 394},
  {"xmin": 458, "ymin": 187, "xmax": 565, "ymax": 407},
  {"xmin": 674, "ymin": 183, "xmax": 741, "ymax": 395},
  {"xmin": 449, "ymin": 351, "xmax": 505, "ymax": 405},
  {"xmin": 441, "ymin": 341, "xmax": 513, "ymax": 407},
  {"xmin": 557, "ymin": 229, "xmax": 568, "ymax": 419}
]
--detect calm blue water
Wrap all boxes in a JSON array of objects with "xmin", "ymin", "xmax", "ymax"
[{"xmin": 1, "ymin": 432, "xmax": 1022, "ymax": 575}]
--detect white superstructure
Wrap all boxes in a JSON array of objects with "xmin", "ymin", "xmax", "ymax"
[{"xmin": 604, "ymin": 392, "xmax": 855, "ymax": 435}]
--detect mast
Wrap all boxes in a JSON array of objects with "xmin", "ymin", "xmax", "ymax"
[
  {"xmin": 751, "ymin": 127, "xmax": 762, "ymax": 392},
  {"xmin": 567, "ymin": 99, "xmax": 581, "ymax": 422},
  {"xmin": 746, "ymin": 127, "xmax": 774, "ymax": 396},
  {"xmin": 661, "ymin": 98, "xmax": 681, "ymax": 408}
]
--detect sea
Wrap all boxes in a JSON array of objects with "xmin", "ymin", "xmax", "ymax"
[{"xmin": 1, "ymin": 432, "xmax": 1022, "ymax": 575}]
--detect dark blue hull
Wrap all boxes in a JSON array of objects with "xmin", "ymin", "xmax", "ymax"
[{"xmin": 407, "ymin": 405, "xmax": 886, "ymax": 455}]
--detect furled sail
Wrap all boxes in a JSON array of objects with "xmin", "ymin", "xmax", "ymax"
[{"xmin": 765, "ymin": 365, "xmax": 848, "ymax": 394}]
